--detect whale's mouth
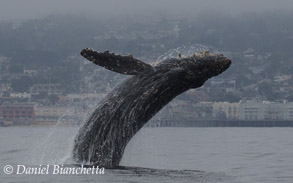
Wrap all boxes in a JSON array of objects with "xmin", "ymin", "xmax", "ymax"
[
  {"xmin": 209, "ymin": 57, "xmax": 231, "ymax": 77},
  {"xmin": 223, "ymin": 59, "xmax": 232, "ymax": 69},
  {"xmin": 222, "ymin": 58, "xmax": 231, "ymax": 71}
]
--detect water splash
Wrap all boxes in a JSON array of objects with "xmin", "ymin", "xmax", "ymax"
[
  {"xmin": 155, "ymin": 43, "xmax": 218, "ymax": 65},
  {"xmin": 28, "ymin": 107, "xmax": 87, "ymax": 165},
  {"xmin": 28, "ymin": 56, "xmax": 114, "ymax": 165}
]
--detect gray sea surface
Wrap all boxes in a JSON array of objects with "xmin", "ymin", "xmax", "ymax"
[{"xmin": 0, "ymin": 127, "xmax": 293, "ymax": 183}]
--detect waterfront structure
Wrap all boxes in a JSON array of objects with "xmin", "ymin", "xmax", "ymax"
[
  {"xmin": 213, "ymin": 102, "xmax": 239, "ymax": 119},
  {"xmin": 238, "ymin": 100, "xmax": 263, "ymax": 120},
  {"xmin": 66, "ymin": 93, "xmax": 106, "ymax": 102},
  {"xmin": 192, "ymin": 102, "xmax": 214, "ymax": 119},
  {"xmin": 0, "ymin": 103, "xmax": 35, "ymax": 123},
  {"xmin": 30, "ymin": 84, "xmax": 62, "ymax": 95},
  {"xmin": 34, "ymin": 105, "xmax": 68, "ymax": 122},
  {"xmin": 34, "ymin": 104, "xmax": 85, "ymax": 124},
  {"xmin": 238, "ymin": 100, "xmax": 293, "ymax": 121}
]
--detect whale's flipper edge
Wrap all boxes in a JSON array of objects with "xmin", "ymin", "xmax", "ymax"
[{"xmin": 81, "ymin": 48, "xmax": 152, "ymax": 75}]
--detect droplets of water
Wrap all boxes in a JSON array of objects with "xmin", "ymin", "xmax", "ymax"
[
  {"xmin": 28, "ymin": 56, "xmax": 119, "ymax": 165},
  {"xmin": 29, "ymin": 108, "xmax": 80, "ymax": 165},
  {"xmin": 153, "ymin": 43, "xmax": 218, "ymax": 66}
]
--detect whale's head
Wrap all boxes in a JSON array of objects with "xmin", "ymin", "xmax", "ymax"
[{"xmin": 176, "ymin": 52, "xmax": 231, "ymax": 88}]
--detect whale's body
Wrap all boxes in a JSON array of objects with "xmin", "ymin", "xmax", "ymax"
[{"xmin": 73, "ymin": 49, "xmax": 231, "ymax": 167}]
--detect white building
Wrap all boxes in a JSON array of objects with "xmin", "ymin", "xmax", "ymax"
[
  {"xmin": 10, "ymin": 92, "xmax": 31, "ymax": 99},
  {"xmin": 238, "ymin": 100, "xmax": 293, "ymax": 121}
]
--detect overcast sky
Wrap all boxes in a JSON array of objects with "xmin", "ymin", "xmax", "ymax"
[{"xmin": 1, "ymin": 0, "xmax": 293, "ymax": 21}]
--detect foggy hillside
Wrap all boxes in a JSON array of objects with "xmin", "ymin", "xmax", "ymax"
[{"xmin": 1, "ymin": 10, "xmax": 293, "ymax": 101}]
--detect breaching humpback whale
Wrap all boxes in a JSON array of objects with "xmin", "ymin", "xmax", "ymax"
[{"xmin": 73, "ymin": 49, "xmax": 231, "ymax": 167}]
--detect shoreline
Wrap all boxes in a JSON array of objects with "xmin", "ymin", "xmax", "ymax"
[{"xmin": 1, "ymin": 119, "xmax": 293, "ymax": 127}]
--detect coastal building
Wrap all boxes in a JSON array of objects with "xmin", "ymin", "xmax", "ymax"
[
  {"xmin": 34, "ymin": 105, "xmax": 68, "ymax": 122},
  {"xmin": 238, "ymin": 100, "xmax": 293, "ymax": 121},
  {"xmin": 213, "ymin": 102, "xmax": 239, "ymax": 119},
  {"xmin": 34, "ymin": 105, "xmax": 84, "ymax": 124},
  {"xmin": 191, "ymin": 102, "xmax": 214, "ymax": 119},
  {"xmin": 66, "ymin": 93, "xmax": 106, "ymax": 102},
  {"xmin": 0, "ymin": 103, "xmax": 35, "ymax": 123},
  {"xmin": 10, "ymin": 92, "xmax": 31, "ymax": 99},
  {"xmin": 0, "ymin": 117, "xmax": 5, "ymax": 126},
  {"xmin": 169, "ymin": 101, "xmax": 214, "ymax": 121},
  {"xmin": 30, "ymin": 84, "xmax": 62, "ymax": 95},
  {"xmin": 238, "ymin": 100, "xmax": 264, "ymax": 120},
  {"xmin": 289, "ymin": 103, "xmax": 293, "ymax": 120}
]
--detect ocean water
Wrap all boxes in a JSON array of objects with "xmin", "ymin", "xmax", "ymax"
[{"xmin": 0, "ymin": 126, "xmax": 293, "ymax": 183}]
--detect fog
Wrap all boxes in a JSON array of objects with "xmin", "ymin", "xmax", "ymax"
[{"xmin": 1, "ymin": 0, "xmax": 293, "ymax": 21}]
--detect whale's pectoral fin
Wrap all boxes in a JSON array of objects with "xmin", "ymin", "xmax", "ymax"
[{"xmin": 81, "ymin": 48, "xmax": 152, "ymax": 75}]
